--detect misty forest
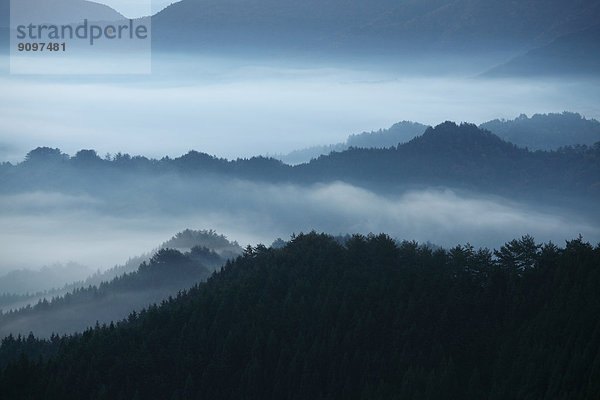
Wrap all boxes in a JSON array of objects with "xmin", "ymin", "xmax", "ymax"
[{"xmin": 1, "ymin": 0, "xmax": 600, "ymax": 398}]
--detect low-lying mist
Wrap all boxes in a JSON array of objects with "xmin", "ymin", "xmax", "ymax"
[
  {"xmin": 0, "ymin": 178, "xmax": 597, "ymax": 276},
  {"xmin": 1, "ymin": 54, "xmax": 598, "ymax": 287},
  {"xmin": 1, "ymin": 55, "xmax": 599, "ymax": 162}
]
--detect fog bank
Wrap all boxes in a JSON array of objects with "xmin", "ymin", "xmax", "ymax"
[
  {"xmin": 0, "ymin": 182, "xmax": 597, "ymax": 274},
  {"xmin": 1, "ymin": 60, "xmax": 598, "ymax": 162}
]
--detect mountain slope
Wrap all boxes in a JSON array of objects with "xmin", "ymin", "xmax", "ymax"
[
  {"xmin": 5, "ymin": 0, "xmax": 125, "ymax": 26},
  {"xmin": 151, "ymin": 0, "xmax": 600, "ymax": 56},
  {"xmin": 296, "ymin": 122, "xmax": 600, "ymax": 202},
  {"xmin": 1, "ymin": 233, "xmax": 599, "ymax": 399},
  {"xmin": 483, "ymin": 25, "xmax": 600, "ymax": 77},
  {"xmin": 277, "ymin": 113, "xmax": 600, "ymax": 164},
  {"xmin": 0, "ymin": 229, "xmax": 243, "ymax": 313},
  {"xmin": 0, "ymin": 229, "xmax": 243, "ymax": 337},
  {"xmin": 362, "ymin": 0, "xmax": 600, "ymax": 50},
  {"xmin": 0, "ymin": 248, "xmax": 212, "ymax": 338}
]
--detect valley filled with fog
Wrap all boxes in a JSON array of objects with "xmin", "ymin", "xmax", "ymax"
[
  {"xmin": 2, "ymin": 0, "xmax": 600, "ymax": 395},
  {"xmin": 1, "ymin": 183, "xmax": 598, "ymax": 275},
  {"xmin": 1, "ymin": 57, "xmax": 599, "ymax": 280},
  {"xmin": 1, "ymin": 150, "xmax": 599, "ymax": 277},
  {"xmin": 1, "ymin": 56, "xmax": 598, "ymax": 162}
]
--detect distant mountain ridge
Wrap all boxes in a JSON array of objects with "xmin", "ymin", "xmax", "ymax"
[
  {"xmin": 274, "ymin": 112, "xmax": 600, "ymax": 164},
  {"xmin": 2, "ymin": 0, "xmax": 598, "ymax": 76},
  {"xmin": 274, "ymin": 121, "xmax": 429, "ymax": 164},
  {"xmin": 2, "ymin": 122, "xmax": 599, "ymax": 214},
  {"xmin": 151, "ymin": 0, "xmax": 600, "ymax": 58},
  {"xmin": 483, "ymin": 25, "xmax": 600, "ymax": 77},
  {"xmin": 1, "ymin": 0, "xmax": 125, "ymax": 27},
  {"xmin": 2, "ymin": 0, "xmax": 598, "ymax": 50}
]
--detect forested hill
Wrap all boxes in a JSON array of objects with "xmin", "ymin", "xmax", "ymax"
[
  {"xmin": 480, "ymin": 112, "xmax": 600, "ymax": 151},
  {"xmin": 296, "ymin": 122, "xmax": 598, "ymax": 200},
  {"xmin": 0, "ymin": 229, "xmax": 243, "ymax": 314},
  {"xmin": 2, "ymin": 122, "xmax": 599, "ymax": 206},
  {"xmin": 0, "ymin": 247, "xmax": 221, "ymax": 338},
  {"xmin": 1, "ymin": 233, "xmax": 599, "ymax": 399},
  {"xmin": 277, "ymin": 113, "xmax": 600, "ymax": 164}
]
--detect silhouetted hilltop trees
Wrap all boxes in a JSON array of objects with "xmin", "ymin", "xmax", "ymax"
[
  {"xmin": 161, "ymin": 229, "xmax": 242, "ymax": 263},
  {"xmin": 277, "ymin": 114, "xmax": 600, "ymax": 165},
  {"xmin": 481, "ymin": 112, "xmax": 600, "ymax": 150},
  {"xmin": 2, "ymin": 122, "xmax": 599, "ymax": 209},
  {"xmin": 347, "ymin": 121, "xmax": 429, "ymax": 148},
  {"xmin": 0, "ymin": 232, "xmax": 598, "ymax": 399},
  {"xmin": 299, "ymin": 122, "xmax": 600, "ymax": 200},
  {"xmin": 23, "ymin": 147, "xmax": 68, "ymax": 164}
]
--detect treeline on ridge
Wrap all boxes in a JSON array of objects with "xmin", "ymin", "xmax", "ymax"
[{"xmin": 1, "ymin": 122, "xmax": 599, "ymax": 205}]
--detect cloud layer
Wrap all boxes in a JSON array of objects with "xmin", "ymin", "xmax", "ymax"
[
  {"xmin": 0, "ymin": 181, "xmax": 597, "ymax": 275},
  {"xmin": 1, "ymin": 60, "xmax": 598, "ymax": 163}
]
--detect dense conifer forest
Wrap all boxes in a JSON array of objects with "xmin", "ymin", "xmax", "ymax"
[{"xmin": 0, "ymin": 232, "xmax": 598, "ymax": 399}]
